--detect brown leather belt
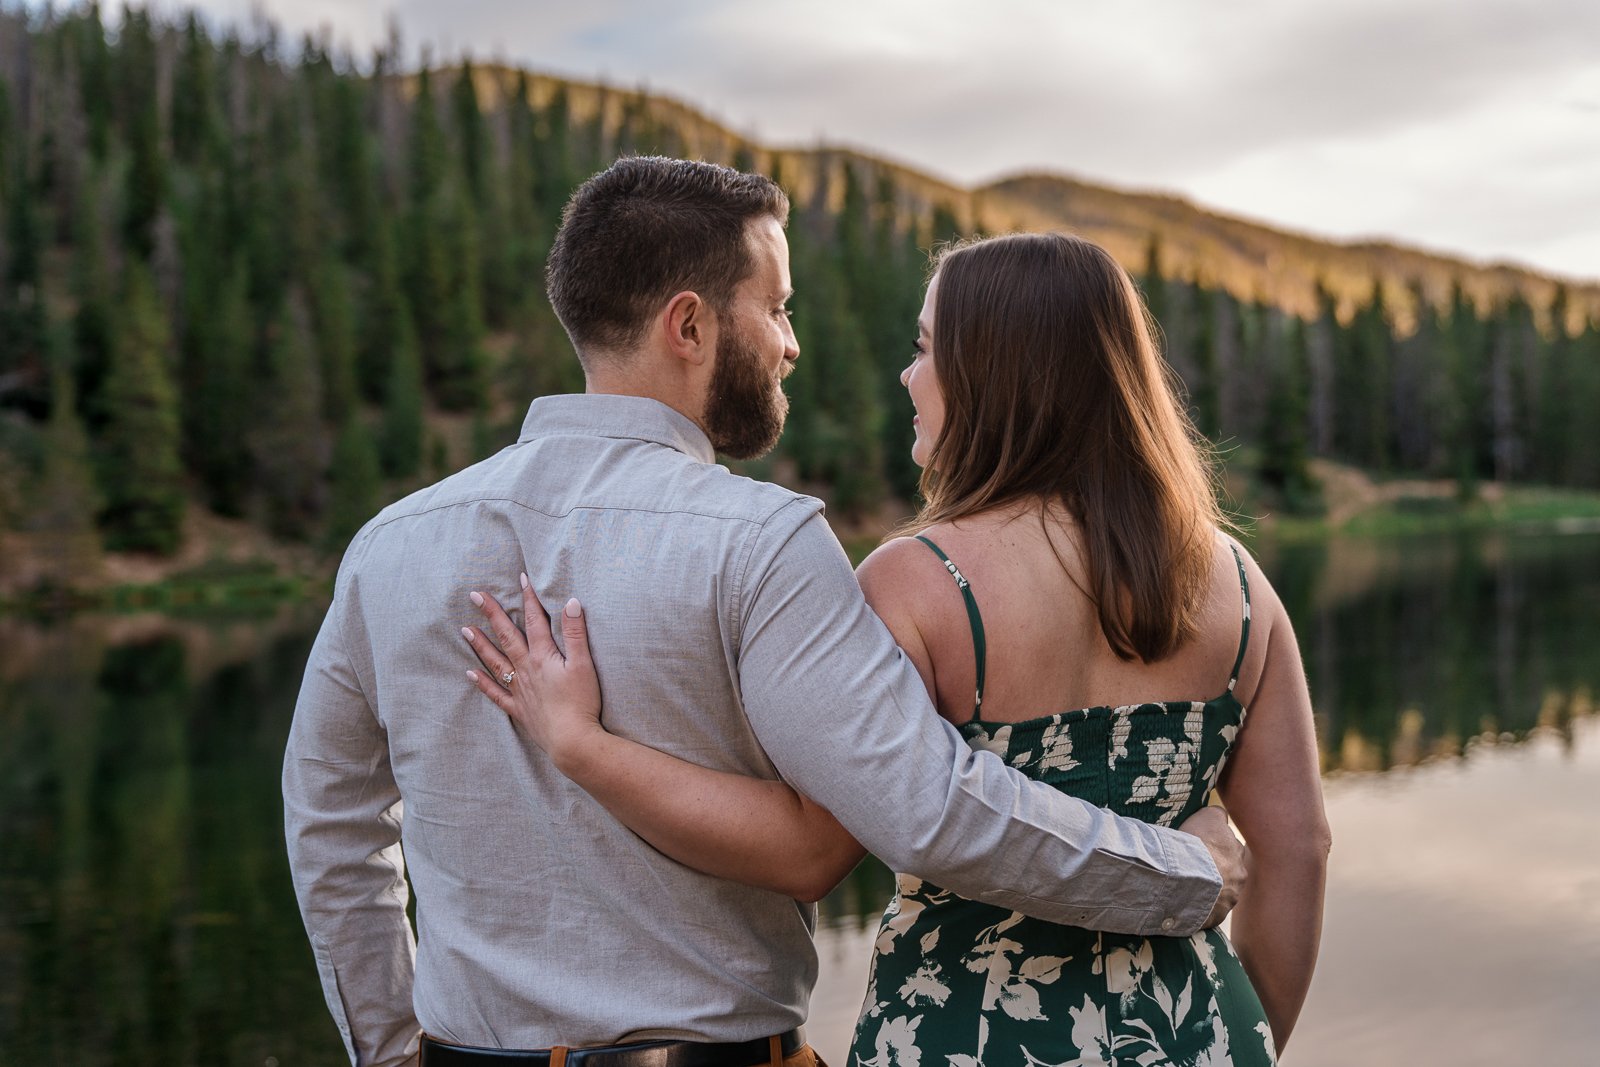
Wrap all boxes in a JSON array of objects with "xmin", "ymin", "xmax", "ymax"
[{"xmin": 419, "ymin": 1029, "xmax": 805, "ymax": 1067}]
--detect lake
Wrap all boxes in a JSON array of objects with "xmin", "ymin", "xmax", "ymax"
[{"xmin": 2, "ymin": 528, "xmax": 1597, "ymax": 1065}]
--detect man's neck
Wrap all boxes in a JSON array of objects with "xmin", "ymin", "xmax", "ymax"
[{"xmin": 583, "ymin": 374, "xmax": 708, "ymax": 440}]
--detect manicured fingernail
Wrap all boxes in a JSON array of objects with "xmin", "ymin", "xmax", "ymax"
[
  {"xmin": 519, "ymin": 572, "xmax": 530, "ymax": 589},
  {"xmin": 465, "ymin": 670, "xmax": 479, "ymax": 682},
  {"xmin": 564, "ymin": 598, "xmax": 582, "ymax": 618},
  {"xmin": 469, "ymin": 591, "xmax": 484, "ymax": 607},
  {"xmin": 460, "ymin": 627, "xmax": 473, "ymax": 641}
]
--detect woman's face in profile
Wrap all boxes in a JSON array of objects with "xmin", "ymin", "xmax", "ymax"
[{"xmin": 901, "ymin": 275, "xmax": 946, "ymax": 469}]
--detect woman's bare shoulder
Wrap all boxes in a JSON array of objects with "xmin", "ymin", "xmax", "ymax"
[
  {"xmin": 856, "ymin": 534, "xmax": 948, "ymax": 603},
  {"xmin": 854, "ymin": 536, "xmax": 957, "ymax": 693}
]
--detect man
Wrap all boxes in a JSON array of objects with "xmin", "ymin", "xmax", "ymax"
[{"xmin": 284, "ymin": 157, "xmax": 1243, "ymax": 1067}]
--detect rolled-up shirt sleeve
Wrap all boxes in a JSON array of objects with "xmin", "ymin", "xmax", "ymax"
[
  {"xmin": 283, "ymin": 553, "xmax": 420, "ymax": 1067},
  {"xmin": 734, "ymin": 504, "xmax": 1222, "ymax": 936}
]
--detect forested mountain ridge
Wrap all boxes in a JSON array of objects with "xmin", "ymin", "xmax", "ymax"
[
  {"xmin": 458, "ymin": 64, "xmax": 1600, "ymax": 329},
  {"xmin": 1, "ymin": 5, "xmax": 1597, "ymax": 600},
  {"xmin": 977, "ymin": 174, "xmax": 1600, "ymax": 331}
]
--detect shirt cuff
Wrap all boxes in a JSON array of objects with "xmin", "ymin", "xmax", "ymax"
[{"xmin": 1154, "ymin": 825, "xmax": 1224, "ymax": 936}]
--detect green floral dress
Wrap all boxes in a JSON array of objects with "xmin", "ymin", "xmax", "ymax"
[{"xmin": 849, "ymin": 538, "xmax": 1274, "ymax": 1067}]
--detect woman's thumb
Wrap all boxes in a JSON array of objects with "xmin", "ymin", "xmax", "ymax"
[{"xmin": 561, "ymin": 598, "xmax": 591, "ymax": 666}]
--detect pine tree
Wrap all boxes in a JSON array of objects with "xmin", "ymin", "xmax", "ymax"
[
  {"xmin": 1258, "ymin": 316, "xmax": 1321, "ymax": 514},
  {"xmin": 1530, "ymin": 286, "xmax": 1572, "ymax": 484},
  {"xmin": 380, "ymin": 309, "xmax": 426, "ymax": 480},
  {"xmin": 1489, "ymin": 295, "xmax": 1536, "ymax": 484},
  {"xmin": 458, "ymin": 66, "xmax": 516, "ymax": 330},
  {"xmin": 1, "ymin": 142, "xmax": 50, "ymax": 418},
  {"xmin": 357, "ymin": 218, "xmax": 407, "ymax": 400},
  {"xmin": 408, "ymin": 66, "xmax": 447, "ymax": 204},
  {"xmin": 451, "ymin": 60, "xmax": 489, "ymax": 209},
  {"xmin": 96, "ymin": 265, "xmax": 185, "ymax": 553},
  {"xmin": 324, "ymin": 414, "xmax": 383, "ymax": 549},
  {"xmin": 233, "ymin": 105, "xmax": 293, "ymax": 320},
  {"xmin": 1306, "ymin": 282, "xmax": 1338, "ymax": 457},
  {"xmin": 1443, "ymin": 284, "xmax": 1488, "ymax": 497},
  {"xmin": 251, "ymin": 291, "xmax": 328, "ymax": 538},
  {"xmin": 311, "ymin": 256, "xmax": 360, "ymax": 422},
  {"xmin": 532, "ymin": 83, "xmax": 580, "ymax": 220},
  {"xmin": 186, "ymin": 262, "xmax": 256, "ymax": 517},
  {"xmin": 503, "ymin": 71, "xmax": 546, "ymax": 302},
  {"xmin": 0, "ymin": 76, "xmax": 12, "ymax": 209},
  {"xmin": 404, "ymin": 69, "xmax": 461, "ymax": 394},
  {"xmin": 70, "ymin": 171, "xmax": 116, "ymax": 429},
  {"xmin": 434, "ymin": 193, "xmax": 489, "ymax": 411},
  {"xmin": 1394, "ymin": 283, "xmax": 1444, "ymax": 473},
  {"xmin": 171, "ymin": 13, "xmax": 223, "ymax": 166},
  {"xmin": 1142, "ymin": 235, "xmax": 1170, "ymax": 343},
  {"xmin": 874, "ymin": 198, "xmax": 928, "ymax": 501},
  {"xmin": 1190, "ymin": 285, "xmax": 1222, "ymax": 439},
  {"xmin": 790, "ymin": 237, "xmax": 885, "ymax": 512},
  {"xmin": 779, "ymin": 225, "xmax": 823, "ymax": 480},
  {"xmin": 118, "ymin": 7, "xmax": 166, "ymax": 259},
  {"xmin": 24, "ymin": 351, "xmax": 104, "ymax": 581},
  {"xmin": 1565, "ymin": 318, "xmax": 1600, "ymax": 488},
  {"xmin": 325, "ymin": 73, "xmax": 378, "ymax": 262},
  {"xmin": 77, "ymin": 3, "xmax": 113, "ymax": 160},
  {"xmin": 1339, "ymin": 281, "xmax": 1395, "ymax": 470},
  {"xmin": 265, "ymin": 87, "xmax": 322, "ymax": 292}
]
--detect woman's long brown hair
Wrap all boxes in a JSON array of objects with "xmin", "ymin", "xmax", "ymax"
[{"xmin": 906, "ymin": 232, "xmax": 1224, "ymax": 663}]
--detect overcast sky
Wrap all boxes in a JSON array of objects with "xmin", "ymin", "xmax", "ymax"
[{"xmin": 183, "ymin": 0, "xmax": 1600, "ymax": 281}]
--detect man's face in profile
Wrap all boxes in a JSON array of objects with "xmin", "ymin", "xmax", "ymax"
[{"xmin": 703, "ymin": 216, "xmax": 798, "ymax": 460}]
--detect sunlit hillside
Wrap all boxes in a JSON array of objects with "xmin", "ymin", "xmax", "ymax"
[{"xmin": 465, "ymin": 66, "xmax": 1600, "ymax": 330}]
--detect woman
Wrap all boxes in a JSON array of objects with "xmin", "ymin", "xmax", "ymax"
[{"xmin": 466, "ymin": 233, "xmax": 1330, "ymax": 1065}]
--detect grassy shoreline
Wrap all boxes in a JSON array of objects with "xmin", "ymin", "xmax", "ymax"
[
  {"xmin": 0, "ymin": 559, "xmax": 331, "ymax": 617},
  {"xmin": 7, "ymin": 478, "xmax": 1600, "ymax": 616},
  {"xmin": 1241, "ymin": 483, "xmax": 1600, "ymax": 543}
]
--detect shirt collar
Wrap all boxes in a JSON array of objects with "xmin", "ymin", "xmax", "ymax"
[{"xmin": 517, "ymin": 394, "xmax": 717, "ymax": 465}]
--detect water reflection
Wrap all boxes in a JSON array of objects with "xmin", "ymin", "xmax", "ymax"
[
  {"xmin": 0, "ymin": 608, "xmax": 346, "ymax": 1065},
  {"xmin": 0, "ymin": 531, "xmax": 1596, "ymax": 1063},
  {"xmin": 1261, "ymin": 530, "xmax": 1600, "ymax": 771}
]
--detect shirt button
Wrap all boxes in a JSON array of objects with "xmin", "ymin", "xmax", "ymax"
[{"xmin": 1160, "ymin": 917, "xmax": 1177, "ymax": 932}]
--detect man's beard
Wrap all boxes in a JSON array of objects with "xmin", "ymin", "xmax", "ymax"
[{"xmin": 704, "ymin": 321, "xmax": 788, "ymax": 461}]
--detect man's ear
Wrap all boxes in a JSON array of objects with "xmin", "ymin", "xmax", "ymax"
[{"xmin": 662, "ymin": 290, "xmax": 713, "ymax": 367}]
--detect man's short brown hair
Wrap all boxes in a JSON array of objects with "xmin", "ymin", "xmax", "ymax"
[{"xmin": 545, "ymin": 156, "xmax": 790, "ymax": 360}]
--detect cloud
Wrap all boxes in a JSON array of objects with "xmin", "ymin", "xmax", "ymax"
[{"xmin": 1184, "ymin": 61, "xmax": 1600, "ymax": 274}]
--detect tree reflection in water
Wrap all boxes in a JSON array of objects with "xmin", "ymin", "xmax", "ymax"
[
  {"xmin": 1261, "ymin": 529, "xmax": 1600, "ymax": 772},
  {"xmin": 0, "ymin": 610, "xmax": 347, "ymax": 1065}
]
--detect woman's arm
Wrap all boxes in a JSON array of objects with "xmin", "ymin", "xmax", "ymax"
[
  {"xmin": 464, "ymin": 576, "xmax": 864, "ymax": 902},
  {"xmin": 1215, "ymin": 554, "xmax": 1333, "ymax": 1054}
]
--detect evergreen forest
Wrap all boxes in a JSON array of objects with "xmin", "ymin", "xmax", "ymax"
[{"xmin": 2, "ymin": 5, "xmax": 1599, "ymax": 587}]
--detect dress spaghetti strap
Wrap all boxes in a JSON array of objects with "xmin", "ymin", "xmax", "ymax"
[
  {"xmin": 1225, "ymin": 542, "xmax": 1252, "ymax": 694},
  {"xmin": 914, "ymin": 536, "xmax": 987, "ymax": 722}
]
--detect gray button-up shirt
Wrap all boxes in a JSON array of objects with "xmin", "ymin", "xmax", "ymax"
[{"xmin": 284, "ymin": 394, "xmax": 1221, "ymax": 1065}]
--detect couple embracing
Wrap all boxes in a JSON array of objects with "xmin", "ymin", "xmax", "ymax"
[{"xmin": 284, "ymin": 156, "xmax": 1329, "ymax": 1067}]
